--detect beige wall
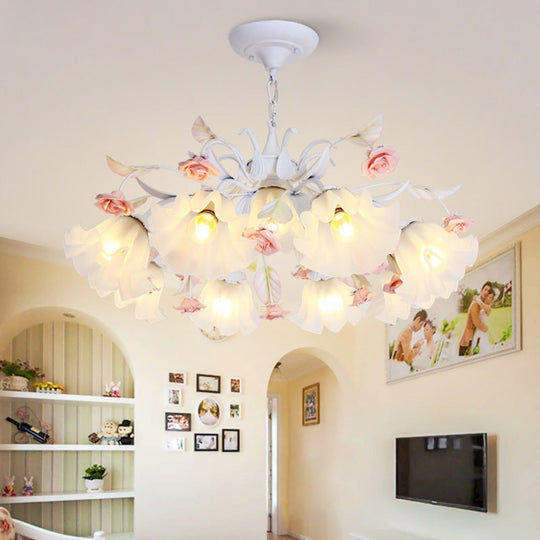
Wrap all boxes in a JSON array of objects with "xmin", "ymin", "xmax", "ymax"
[
  {"xmin": 269, "ymin": 222, "xmax": 540, "ymax": 540},
  {"xmin": 1, "ymin": 214, "xmax": 539, "ymax": 540}
]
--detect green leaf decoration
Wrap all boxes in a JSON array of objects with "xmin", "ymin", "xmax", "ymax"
[{"xmin": 257, "ymin": 198, "xmax": 293, "ymax": 224}]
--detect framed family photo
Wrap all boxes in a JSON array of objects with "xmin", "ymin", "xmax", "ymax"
[
  {"xmin": 229, "ymin": 377, "xmax": 242, "ymax": 394},
  {"xmin": 167, "ymin": 388, "xmax": 182, "ymax": 406},
  {"xmin": 387, "ymin": 244, "xmax": 521, "ymax": 382},
  {"xmin": 222, "ymin": 429, "xmax": 240, "ymax": 452},
  {"xmin": 196, "ymin": 373, "xmax": 221, "ymax": 393},
  {"xmin": 229, "ymin": 403, "xmax": 242, "ymax": 420},
  {"xmin": 194, "ymin": 433, "xmax": 219, "ymax": 451},
  {"xmin": 302, "ymin": 383, "xmax": 320, "ymax": 426},
  {"xmin": 165, "ymin": 412, "xmax": 191, "ymax": 432},
  {"xmin": 168, "ymin": 371, "xmax": 186, "ymax": 385},
  {"xmin": 164, "ymin": 438, "xmax": 186, "ymax": 452},
  {"xmin": 197, "ymin": 397, "xmax": 221, "ymax": 427}
]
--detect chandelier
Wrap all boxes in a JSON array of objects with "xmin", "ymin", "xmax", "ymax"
[{"xmin": 64, "ymin": 20, "xmax": 478, "ymax": 336}]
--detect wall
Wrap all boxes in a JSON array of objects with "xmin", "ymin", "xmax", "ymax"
[
  {"xmin": 272, "ymin": 219, "xmax": 540, "ymax": 540},
  {"xmin": 0, "ymin": 244, "xmax": 356, "ymax": 540}
]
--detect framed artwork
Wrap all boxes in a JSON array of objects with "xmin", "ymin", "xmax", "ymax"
[
  {"xmin": 165, "ymin": 412, "xmax": 191, "ymax": 432},
  {"xmin": 229, "ymin": 403, "xmax": 241, "ymax": 420},
  {"xmin": 167, "ymin": 388, "xmax": 182, "ymax": 406},
  {"xmin": 387, "ymin": 244, "xmax": 521, "ymax": 382},
  {"xmin": 222, "ymin": 429, "xmax": 240, "ymax": 452},
  {"xmin": 302, "ymin": 383, "xmax": 320, "ymax": 426},
  {"xmin": 229, "ymin": 377, "xmax": 241, "ymax": 394},
  {"xmin": 197, "ymin": 397, "xmax": 221, "ymax": 427},
  {"xmin": 194, "ymin": 433, "xmax": 219, "ymax": 451},
  {"xmin": 196, "ymin": 373, "xmax": 221, "ymax": 393},
  {"xmin": 168, "ymin": 371, "xmax": 186, "ymax": 385},
  {"xmin": 164, "ymin": 438, "xmax": 186, "ymax": 452}
]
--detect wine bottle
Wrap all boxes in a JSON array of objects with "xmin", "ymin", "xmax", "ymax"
[{"xmin": 5, "ymin": 417, "xmax": 50, "ymax": 444}]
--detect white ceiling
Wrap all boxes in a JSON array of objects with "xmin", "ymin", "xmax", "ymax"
[{"xmin": 1, "ymin": 0, "xmax": 539, "ymax": 254}]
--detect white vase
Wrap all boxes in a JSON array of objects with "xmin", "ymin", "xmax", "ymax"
[
  {"xmin": 85, "ymin": 479, "xmax": 104, "ymax": 493},
  {"xmin": 1, "ymin": 375, "xmax": 29, "ymax": 391}
]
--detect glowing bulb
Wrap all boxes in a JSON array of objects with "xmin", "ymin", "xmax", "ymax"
[
  {"xmin": 101, "ymin": 239, "xmax": 121, "ymax": 260},
  {"xmin": 317, "ymin": 293, "xmax": 344, "ymax": 315},
  {"xmin": 330, "ymin": 208, "xmax": 355, "ymax": 241},
  {"xmin": 191, "ymin": 210, "xmax": 218, "ymax": 243},
  {"xmin": 212, "ymin": 297, "xmax": 232, "ymax": 318},
  {"xmin": 422, "ymin": 247, "xmax": 444, "ymax": 269},
  {"xmin": 265, "ymin": 219, "xmax": 279, "ymax": 233}
]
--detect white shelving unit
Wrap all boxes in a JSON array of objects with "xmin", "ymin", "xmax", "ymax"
[
  {"xmin": 0, "ymin": 444, "xmax": 135, "ymax": 451},
  {"xmin": 0, "ymin": 390, "xmax": 134, "ymax": 407},
  {"xmin": 5, "ymin": 489, "xmax": 135, "ymax": 504}
]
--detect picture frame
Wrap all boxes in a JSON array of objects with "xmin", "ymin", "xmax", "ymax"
[
  {"xmin": 229, "ymin": 377, "xmax": 242, "ymax": 394},
  {"xmin": 387, "ymin": 243, "xmax": 521, "ymax": 382},
  {"xmin": 197, "ymin": 397, "xmax": 221, "ymax": 427},
  {"xmin": 168, "ymin": 371, "xmax": 186, "ymax": 385},
  {"xmin": 167, "ymin": 387, "xmax": 182, "ymax": 406},
  {"xmin": 229, "ymin": 403, "xmax": 242, "ymax": 420},
  {"xmin": 165, "ymin": 412, "xmax": 191, "ymax": 432},
  {"xmin": 164, "ymin": 438, "xmax": 186, "ymax": 452},
  {"xmin": 222, "ymin": 429, "xmax": 240, "ymax": 452},
  {"xmin": 302, "ymin": 383, "xmax": 320, "ymax": 426},
  {"xmin": 194, "ymin": 433, "xmax": 219, "ymax": 451},
  {"xmin": 196, "ymin": 373, "xmax": 221, "ymax": 393}
]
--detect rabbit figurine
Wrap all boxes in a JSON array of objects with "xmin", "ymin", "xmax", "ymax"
[
  {"xmin": 2, "ymin": 476, "xmax": 15, "ymax": 497},
  {"xmin": 22, "ymin": 475, "xmax": 34, "ymax": 496}
]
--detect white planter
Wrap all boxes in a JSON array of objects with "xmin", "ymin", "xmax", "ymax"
[
  {"xmin": 85, "ymin": 479, "xmax": 104, "ymax": 493},
  {"xmin": 1, "ymin": 375, "xmax": 29, "ymax": 391}
]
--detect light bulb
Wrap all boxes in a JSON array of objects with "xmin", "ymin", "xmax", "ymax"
[
  {"xmin": 330, "ymin": 208, "xmax": 355, "ymax": 241},
  {"xmin": 212, "ymin": 297, "xmax": 233, "ymax": 318},
  {"xmin": 191, "ymin": 210, "xmax": 218, "ymax": 243},
  {"xmin": 317, "ymin": 292, "xmax": 344, "ymax": 315},
  {"xmin": 422, "ymin": 247, "xmax": 444, "ymax": 269},
  {"xmin": 101, "ymin": 239, "xmax": 121, "ymax": 260},
  {"xmin": 264, "ymin": 218, "xmax": 279, "ymax": 234}
]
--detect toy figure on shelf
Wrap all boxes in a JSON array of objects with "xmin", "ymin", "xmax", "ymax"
[
  {"xmin": 98, "ymin": 421, "xmax": 119, "ymax": 445},
  {"xmin": 88, "ymin": 432, "xmax": 102, "ymax": 444},
  {"xmin": 103, "ymin": 381, "xmax": 121, "ymax": 398},
  {"xmin": 21, "ymin": 476, "xmax": 34, "ymax": 496},
  {"xmin": 2, "ymin": 476, "xmax": 15, "ymax": 497},
  {"xmin": 118, "ymin": 419, "xmax": 134, "ymax": 445}
]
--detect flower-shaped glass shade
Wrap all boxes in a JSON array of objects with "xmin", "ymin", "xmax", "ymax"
[
  {"xmin": 113, "ymin": 263, "xmax": 165, "ymax": 323},
  {"xmin": 395, "ymin": 222, "xmax": 478, "ymax": 308},
  {"xmin": 149, "ymin": 191, "xmax": 252, "ymax": 280},
  {"xmin": 188, "ymin": 278, "xmax": 259, "ymax": 336},
  {"xmin": 294, "ymin": 189, "xmax": 401, "ymax": 277},
  {"xmin": 64, "ymin": 216, "xmax": 152, "ymax": 301},
  {"xmin": 247, "ymin": 187, "xmax": 305, "ymax": 252},
  {"xmin": 289, "ymin": 278, "xmax": 369, "ymax": 334}
]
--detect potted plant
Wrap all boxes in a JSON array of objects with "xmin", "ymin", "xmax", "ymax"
[
  {"xmin": 82, "ymin": 464, "xmax": 107, "ymax": 493},
  {"xmin": 0, "ymin": 359, "xmax": 44, "ymax": 391}
]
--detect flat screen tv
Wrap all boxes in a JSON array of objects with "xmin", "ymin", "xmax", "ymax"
[{"xmin": 396, "ymin": 433, "xmax": 487, "ymax": 512}]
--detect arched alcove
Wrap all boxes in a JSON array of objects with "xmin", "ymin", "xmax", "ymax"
[{"xmin": 0, "ymin": 307, "xmax": 134, "ymax": 537}]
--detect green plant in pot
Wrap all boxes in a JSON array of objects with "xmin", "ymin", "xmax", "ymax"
[{"xmin": 83, "ymin": 464, "xmax": 107, "ymax": 493}]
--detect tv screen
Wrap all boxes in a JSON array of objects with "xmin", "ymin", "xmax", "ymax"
[{"xmin": 396, "ymin": 433, "xmax": 487, "ymax": 512}]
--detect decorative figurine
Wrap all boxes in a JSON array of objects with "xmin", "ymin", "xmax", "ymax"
[
  {"xmin": 21, "ymin": 476, "xmax": 34, "ymax": 496},
  {"xmin": 2, "ymin": 476, "xmax": 16, "ymax": 497},
  {"xmin": 98, "ymin": 421, "xmax": 119, "ymax": 445},
  {"xmin": 103, "ymin": 381, "xmax": 121, "ymax": 398},
  {"xmin": 118, "ymin": 419, "xmax": 134, "ymax": 445},
  {"xmin": 88, "ymin": 432, "xmax": 102, "ymax": 444}
]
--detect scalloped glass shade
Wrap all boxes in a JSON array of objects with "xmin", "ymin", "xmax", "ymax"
[
  {"xmin": 395, "ymin": 222, "xmax": 479, "ymax": 308},
  {"xmin": 149, "ymin": 191, "xmax": 253, "ymax": 280},
  {"xmin": 188, "ymin": 279, "xmax": 259, "ymax": 336},
  {"xmin": 289, "ymin": 278, "xmax": 369, "ymax": 333},
  {"xmin": 64, "ymin": 216, "xmax": 152, "ymax": 301},
  {"xmin": 294, "ymin": 189, "xmax": 401, "ymax": 276}
]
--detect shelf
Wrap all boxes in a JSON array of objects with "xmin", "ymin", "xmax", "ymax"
[
  {"xmin": 0, "ymin": 444, "xmax": 134, "ymax": 451},
  {"xmin": 2, "ymin": 489, "xmax": 134, "ymax": 504},
  {"xmin": 0, "ymin": 390, "xmax": 134, "ymax": 407}
]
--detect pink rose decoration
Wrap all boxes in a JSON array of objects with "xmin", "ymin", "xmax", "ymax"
[
  {"xmin": 244, "ymin": 228, "xmax": 281, "ymax": 255},
  {"xmin": 362, "ymin": 146, "xmax": 399, "ymax": 180},
  {"xmin": 350, "ymin": 287, "xmax": 375, "ymax": 306},
  {"xmin": 443, "ymin": 214, "xmax": 473, "ymax": 235},
  {"xmin": 261, "ymin": 304, "xmax": 289, "ymax": 320},
  {"xmin": 178, "ymin": 155, "xmax": 220, "ymax": 182},
  {"xmin": 95, "ymin": 190, "xmax": 135, "ymax": 216},
  {"xmin": 292, "ymin": 266, "xmax": 312, "ymax": 280},
  {"xmin": 175, "ymin": 297, "xmax": 206, "ymax": 313},
  {"xmin": 383, "ymin": 274, "xmax": 403, "ymax": 294}
]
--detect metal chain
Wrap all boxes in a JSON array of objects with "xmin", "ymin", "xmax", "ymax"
[{"xmin": 267, "ymin": 70, "xmax": 279, "ymax": 127}]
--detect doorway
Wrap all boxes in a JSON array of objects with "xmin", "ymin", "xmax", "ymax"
[{"xmin": 266, "ymin": 395, "xmax": 279, "ymax": 534}]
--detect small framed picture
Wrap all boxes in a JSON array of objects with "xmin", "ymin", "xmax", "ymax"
[
  {"xmin": 196, "ymin": 373, "xmax": 221, "ymax": 393},
  {"xmin": 167, "ymin": 388, "xmax": 182, "ymax": 406},
  {"xmin": 222, "ymin": 429, "xmax": 240, "ymax": 452},
  {"xmin": 229, "ymin": 377, "xmax": 242, "ymax": 394},
  {"xmin": 194, "ymin": 433, "xmax": 219, "ymax": 451},
  {"xmin": 229, "ymin": 403, "xmax": 242, "ymax": 420},
  {"xmin": 165, "ymin": 412, "xmax": 191, "ymax": 432},
  {"xmin": 164, "ymin": 438, "xmax": 186, "ymax": 452},
  {"xmin": 168, "ymin": 371, "xmax": 186, "ymax": 385},
  {"xmin": 302, "ymin": 383, "xmax": 320, "ymax": 426},
  {"xmin": 197, "ymin": 397, "xmax": 221, "ymax": 427}
]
